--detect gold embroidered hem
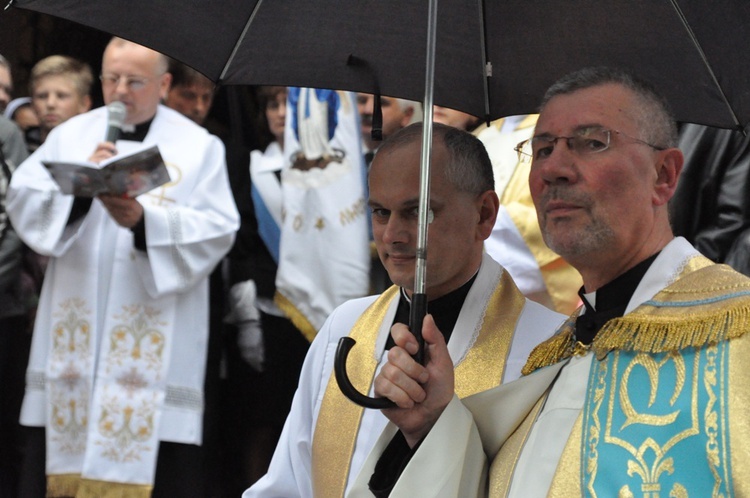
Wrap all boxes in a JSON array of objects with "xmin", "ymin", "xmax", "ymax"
[
  {"xmin": 48, "ymin": 473, "xmax": 80, "ymax": 498},
  {"xmin": 522, "ymin": 261, "xmax": 750, "ymax": 375},
  {"xmin": 48, "ymin": 475, "xmax": 153, "ymax": 498}
]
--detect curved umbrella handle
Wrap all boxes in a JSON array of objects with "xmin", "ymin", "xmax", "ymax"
[
  {"xmin": 333, "ymin": 293, "xmax": 427, "ymax": 409},
  {"xmin": 334, "ymin": 337, "xmax": 395, "ymax": 409}
]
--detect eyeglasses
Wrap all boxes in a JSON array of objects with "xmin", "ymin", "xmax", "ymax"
[
  {"xmin": 514, "ymin": 127, "xmax": 666, "ymax": 162},
  {"xmin": 99, "ymin": 73, "xmax": 160, "ymax": 91}
]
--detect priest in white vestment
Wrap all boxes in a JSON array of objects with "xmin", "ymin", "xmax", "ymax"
[
  {"xmin": 7, "ymin": 38, "xmax": 239, "ymax": 497},
  {"xmin": 244, "ymin": 122, "xmax": 564, "ymax": 498}
]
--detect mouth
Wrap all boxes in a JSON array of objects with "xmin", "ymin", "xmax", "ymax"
[
  {"xmin": 544, "ymin": 200, "xmax": 583, "ymax": 218},
  {"xmin": 386, "ymin": 252, "xmax": 415, "ymax": 265}
]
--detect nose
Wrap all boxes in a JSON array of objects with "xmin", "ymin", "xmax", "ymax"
[
  {"xmin": 195, "ymin": 99, "xmax": 207, "ymax": 115},
  {"xmin": 113, "ymin": 78, "xmax": 131, "ymax": 95},
  {"xmin": 534, "ymin": 145, "xmax": 578, "ymax": 186},
  {"xmin": 381, "ymin": 214, "xmax": 410, "ymax": 246}
]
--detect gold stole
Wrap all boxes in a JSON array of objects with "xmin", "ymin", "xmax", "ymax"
[{"xmin": 312, "ymin": 270, "xmax": 525, "ymax": 498}]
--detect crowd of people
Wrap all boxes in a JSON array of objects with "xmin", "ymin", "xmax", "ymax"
[{"xmin": 1, "ymin": 36, "xmax": 749, "ymax": 498}]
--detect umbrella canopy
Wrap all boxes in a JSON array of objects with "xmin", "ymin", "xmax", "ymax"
[{"xmin": 7, "ymin": 0, "xmax": 750, "ymax": 130}]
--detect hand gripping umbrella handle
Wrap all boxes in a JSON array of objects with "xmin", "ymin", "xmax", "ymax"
[{"xmin": 334, "ymin": 293, "xmax": 427, "ymax": 409}]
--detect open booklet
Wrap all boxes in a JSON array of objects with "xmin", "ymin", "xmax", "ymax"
[{"xmin": 43, "ymin": 144, "xmax": 170, "ymax": 198}]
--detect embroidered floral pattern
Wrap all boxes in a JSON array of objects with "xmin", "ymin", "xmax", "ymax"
[
  {"xmin": 94, "ymin": 304, "xmax": 167, "ymax": 462},
  {"xmin": 48, "ymin": 298, "xmax": 92, "ymax": 454}
]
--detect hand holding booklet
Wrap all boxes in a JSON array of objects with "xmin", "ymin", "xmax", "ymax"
[{"xmin": 43, "ymin": 145, "xmax": 170, "ymax": 198}]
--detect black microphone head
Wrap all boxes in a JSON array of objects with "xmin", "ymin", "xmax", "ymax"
[{"xmin": 106, "ymin": 101, "xmax": 127, "ymax": 142}]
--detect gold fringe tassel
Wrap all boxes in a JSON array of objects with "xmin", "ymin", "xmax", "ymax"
[
  {"xmin": 593, "ymin": 306, "xmax": 750, "ymax": 356},
  {"xmin": 522, "ymin": 301, "xmax": 750, "ymax": 375},
  {"xmin": 521, "ymin": 320, "xmax": 576, "ymax": 376}
]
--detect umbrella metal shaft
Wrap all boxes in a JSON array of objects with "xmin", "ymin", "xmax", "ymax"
[{"xmin": 410, "ymin": 0, "xmax": 438, "ymax": 364}]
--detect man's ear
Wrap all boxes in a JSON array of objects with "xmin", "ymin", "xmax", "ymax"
[
  {"xmin": 477, "ymin": 190, "xmax": 500, "ymax": 240},
  {"xmin": 653, "ymin": 148, "xmax": 683, "ymax": 206},
  {"xmin": 401, "ymin": 106, "xmax": 415, "ymax": 127}
]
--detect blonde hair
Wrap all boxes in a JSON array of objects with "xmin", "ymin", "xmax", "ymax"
[{"xmin": 30, "ymin": 55, "xmax": 93, "ymax": 98}]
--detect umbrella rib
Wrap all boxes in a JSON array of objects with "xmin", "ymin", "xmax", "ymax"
[
  {"xmin": 669, "ymin": 0, "xmax": 741, "ymax": 129},
  {"xmin": 218, "ymin": 0, "xmax": 265, "ymax": 83},
  {"xmin": 477, "ymin": 0, "xmax": 491, "ymax": 124}
]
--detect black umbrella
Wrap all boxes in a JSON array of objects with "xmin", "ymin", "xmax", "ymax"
[
  {"xmin": 6, "ymin": 0, "xmax": 750, "ymax": 129},
  {"xmin": 7, "ymin": 0, "xmax": 750, "ymax": 408}
]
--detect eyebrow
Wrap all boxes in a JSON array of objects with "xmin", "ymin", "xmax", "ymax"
[
  {"xmin": 534, "ymin": 123, "xmax": 603, "ymax": 138},
  {"xmin": 367, "ymin": 198, "xmax": 421, "ymax": 209}
]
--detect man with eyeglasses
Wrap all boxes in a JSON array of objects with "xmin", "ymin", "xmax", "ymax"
[
  {"xmin": 7, "ymin": 37, "xmax": 239, "ymax": 497},
  {"xmin": 350, "ymin": 66, "xmax": 750, "ymax": 496}
]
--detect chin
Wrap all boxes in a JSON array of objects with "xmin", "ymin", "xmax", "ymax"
[{"xmin": 388, "ymin": 272, "xmax": 413, "ymax": 290}]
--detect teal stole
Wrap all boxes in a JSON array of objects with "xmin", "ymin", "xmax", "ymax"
[{"xmin": 582, "ymin": 343, "xmax": 732, "ymax": 497}]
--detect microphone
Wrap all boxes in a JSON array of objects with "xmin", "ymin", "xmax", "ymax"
[{"xmin": 105, "ymin": 101, "xmax": 127, "ymax": 143}]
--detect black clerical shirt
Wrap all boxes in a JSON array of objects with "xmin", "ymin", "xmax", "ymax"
[
  {"xmin": 387, "ymin": 272, "xmax": 476, "ymax": 350},
  {"xmin": 574, "ymin": 251, "xmax": 660, "ymax": 345}
]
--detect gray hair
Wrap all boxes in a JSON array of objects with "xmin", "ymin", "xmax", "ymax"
[
  {"xmin": 540, "ymin": 66, "xmax": 678, "ymax": 148},
  {"xmin": 375, "ymin": 122, "xmax": 494, "ymax": 194}
]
